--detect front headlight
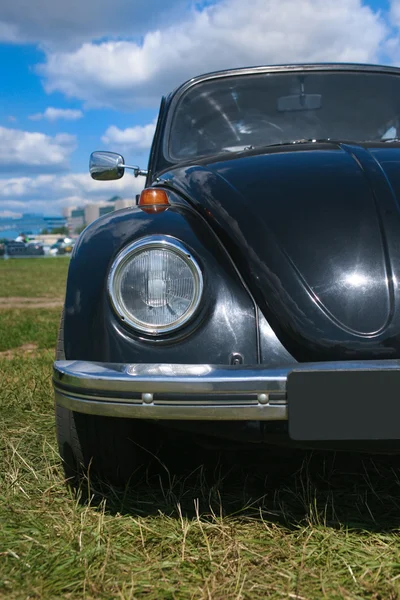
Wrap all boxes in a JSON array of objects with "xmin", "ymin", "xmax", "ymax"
[{"xmin": 108, "ymin": 236, "xmax": 203, "ymax": 335}]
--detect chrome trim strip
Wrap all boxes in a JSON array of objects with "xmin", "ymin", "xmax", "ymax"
[
  {"xmin": 171, "ymin": 64, "xmax": 400, "ymax": 102},
  {"xmin": 53, "ymin": 359, "xmax": 400, "ymax": 421},
  {"xmin": 55, "ymin": 390, "xmax": 287, "ymax": 421},
  {"xmin": 53, "ymin": 388, "xmax": 270, "ymax": 406}
]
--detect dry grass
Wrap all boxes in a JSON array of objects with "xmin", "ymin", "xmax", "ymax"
[{"xmin": 2, "ymin": 259, "xmax": 400, "ymax": 598}]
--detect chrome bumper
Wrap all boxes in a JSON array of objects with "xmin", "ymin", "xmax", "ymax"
[{"xmin": 53, "ymin": 359, "xmax": 400, "ymax": 421}]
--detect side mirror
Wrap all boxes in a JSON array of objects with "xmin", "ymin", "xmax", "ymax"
[
  {"xmin": 90, "ymin": 151, "xmax": 125, "ymax": 181},
  {"xmin": 89, "ymin": 151, "xmax": 149, "ymax": 180}
]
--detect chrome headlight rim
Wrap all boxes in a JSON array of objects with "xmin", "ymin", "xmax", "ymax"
[{"xmin": 108, "ymin": 235, "xmax": 204, "ymax": 336}]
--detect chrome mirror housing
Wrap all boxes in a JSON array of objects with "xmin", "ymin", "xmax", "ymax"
[
  {"xmin": 90, "ymin": 151, "xmax": 148, "ymax": 180},
  {"xmin": 90, "ymin": 151, "xmax": 125, "ymax": 181}
]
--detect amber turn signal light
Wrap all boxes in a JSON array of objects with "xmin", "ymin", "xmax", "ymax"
[{"xmin": 138, "ymin": 188, "xmax": 169, "ymax": 213}]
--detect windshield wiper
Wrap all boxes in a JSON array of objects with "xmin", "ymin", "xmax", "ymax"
[
  {"xmin": 282, "ymin": 138, "xmax": 325, "ymax": 145},
  {"xmin": 252, "ymin": 138, "xmax": 336, "ymax": 149},
  {"xmin": 233, "ymin": 138, "xmax": 400, "ymax": 152},
  {"xmin": 224, "ymin": 138, "xmax": 366, "ymax": 154}
]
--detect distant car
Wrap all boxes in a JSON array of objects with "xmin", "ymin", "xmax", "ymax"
[
  {"xmin": 26, "ymin": 241, "xmax": 45, "ymax": 256},
  {"xmin": 51, "ymin": 237, "xmax": 75, "ymax": 256},
  {"xmin": 6, "ymin": 240, "xmax": 44, "ymax": 256},
  {"xmin": 53, "ymin": 63, "xmax": 400, "ymax": 486},
  {"xmin": 6, "ymin": 241, "xmax": 28, "ymax": 256}
]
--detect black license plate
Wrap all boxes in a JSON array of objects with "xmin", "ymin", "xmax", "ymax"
[{"xmin": 288, "ymin": 369, "xmax": 400, "ymax": 441}]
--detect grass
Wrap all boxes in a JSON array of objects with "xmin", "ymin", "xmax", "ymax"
[
  {"xmin": 0, "ymin": 257, "xmax": 69, "ymax": 298},
  {"xmin": 2, "ymin": 259, "xmax": 400, "ymax": 598},
  {"xmin": 0, "ymin": 308, "xmax": 61, "ymax": 352}
]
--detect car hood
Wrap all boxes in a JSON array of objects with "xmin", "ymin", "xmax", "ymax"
[{"xmin": 163, "ymin": 142, "xmax": 400, "ymax": 361}]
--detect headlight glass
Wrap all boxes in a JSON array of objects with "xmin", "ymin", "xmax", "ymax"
[{"xmin": 108, "ymin": 237, "xmax": 203, "ymax": 334}]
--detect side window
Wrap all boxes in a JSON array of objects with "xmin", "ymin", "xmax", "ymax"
[{"xmin": 381, "ymin": 125, "xmax": 397, "ymax": 140}]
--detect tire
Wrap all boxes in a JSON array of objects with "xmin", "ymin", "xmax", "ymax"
[{"xmin": 55, "ymin": 310, "xmax": 160, "ymax": 486}]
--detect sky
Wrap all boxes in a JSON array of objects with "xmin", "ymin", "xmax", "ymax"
[{"xmin": 0, "ymin": 0, "xmax": 399, "ymax": 217}]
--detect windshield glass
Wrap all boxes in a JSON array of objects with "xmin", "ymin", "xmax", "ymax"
[{"xmin": 168, "ymin": 71, "xmax": 400, "ymax": 160}]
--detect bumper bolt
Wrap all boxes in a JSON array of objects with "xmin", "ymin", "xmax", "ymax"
[
  {"xmin": 258, "ymin": 393, "xmax": 269, "ymax": 404},
  {"xmin": 142, "ymin": 393, "xmax": 154, "ymax": 404}
]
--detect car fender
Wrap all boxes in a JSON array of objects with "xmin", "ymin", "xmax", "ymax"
[{"xmin": 64, "ymin": 199, "xmax": 260, "ymax": 365}]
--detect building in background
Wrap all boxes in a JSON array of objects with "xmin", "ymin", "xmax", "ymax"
[
  {"xmin": 0, "ymin": 213, "xmax": 67, "ymax": 239},
  {"xmin": 63, "ymin": 208, "xmax": 85, "ymax": 234},
  {"xmin": 63, "ymin": 197, "xmax": 133, "ymax": 234},
  {"xmin": 0, "ymin": 196, "xmax": 134, "ymax": 239}
]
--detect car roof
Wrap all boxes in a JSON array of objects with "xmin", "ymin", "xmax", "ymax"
[{"xmin": 167, "ymin": 63, "xmax": 400, "ymax": 101}]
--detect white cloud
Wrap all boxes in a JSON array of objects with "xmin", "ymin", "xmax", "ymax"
[
  {"xmin": 0, "ymin": 20, "xmax": 19, "ymax": 42},
  {"xmin": 29, "ymin": 107, "xmax": 83, "ymax": 122},
  {"xmin": 391, "ymin": 0, "xmax": 400, "ymax": 28},
  {"xmin": 0, "ymin": 210, "xmax": 22, "ymax": 218},
  {"xmin": 38, "ymin": 0, "xmax": 388, "ymax": 110},
  {"xmin": 101, "ymin": 120, "xmax": 157, "ymax": 152},
  {"xmin": 0, "ymin": 127, "xmax": 76, "ymax": 173},
  {"xmin": 0, "ymin": 0, "xmax": 186, "ymax": 49},
  {"xmin": 0, "ymin": 172, "xmax": 144, "ymax": 215},
  {"xmin": 382, "ymin": 1, "xmax": 400, "ymax": 64}
]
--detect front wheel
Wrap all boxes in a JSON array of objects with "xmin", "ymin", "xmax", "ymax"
[
  {"xmin": 55, "ymin": 405, "xmax": 161, "ymax": 485},
  {"xmin": 55, "ymin": 310, "xmax": 160, "ymax": 486}
]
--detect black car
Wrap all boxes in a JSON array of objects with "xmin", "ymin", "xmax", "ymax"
[
  {"xmin": 54, "ymin": 63, "xmax": 400, "ymax": 485},
  {"xmin": 6, "ymin": 240, "xmax": 44, "ymax": 257}
]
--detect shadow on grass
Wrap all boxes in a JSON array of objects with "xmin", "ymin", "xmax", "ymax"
[{"xmin": 75, "ymin": 440, "xmax": 400, "ymax": 532}]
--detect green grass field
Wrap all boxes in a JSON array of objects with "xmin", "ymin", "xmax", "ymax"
[
  {"xmin": 0, "ymin": 257, "xmax": 69, "ymax": 298},
  {"xmin": 2, "ymin": 258, "xmax": 400, "ymax": 598}
]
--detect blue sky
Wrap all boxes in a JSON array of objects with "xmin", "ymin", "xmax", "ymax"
[
  {"xmin": 0, "ymin": 44, "xmax": 158, "ymax": 173},
  {"xmin": 0, "ymin": 0, "xmax": 398, "ymax": 216}
]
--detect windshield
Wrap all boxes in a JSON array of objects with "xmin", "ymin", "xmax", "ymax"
[{"xmin": 168, "ymin": 71, "xmax": 400, "ymax": 160}]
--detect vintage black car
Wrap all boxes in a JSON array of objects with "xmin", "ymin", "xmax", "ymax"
[{"xmin": 54, "ymin": 63, "xmax": 400, "ymax": 484}]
